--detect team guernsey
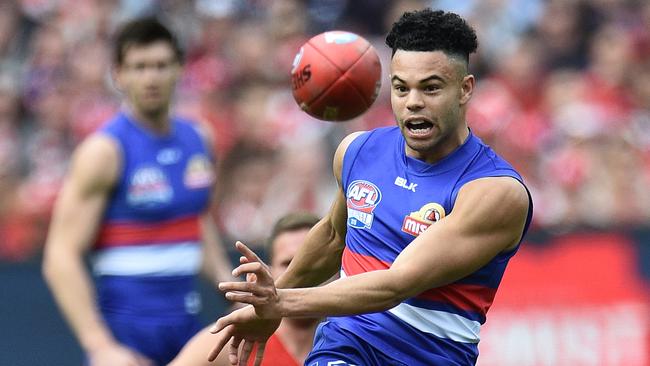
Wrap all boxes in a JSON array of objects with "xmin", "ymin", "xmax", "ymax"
[
  {"xmin": 330, "ymin": 126, "xmax": 532, "ymax": 365},
  {"xmin": 92, "ymin": 112, "xmax": 214, "ymax": 365}
]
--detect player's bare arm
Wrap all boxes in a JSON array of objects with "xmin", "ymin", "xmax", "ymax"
[
  {"xmin": 43, "ymin": 135, "xmax": 151, "ymax": 365},
  {"xmin": 219, "ymin": 176, "xmax": 529, "ymax": 319}
]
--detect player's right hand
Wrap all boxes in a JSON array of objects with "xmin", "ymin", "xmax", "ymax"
[
  {"xmin": 88, "ymin": 342, "xmax": 154, "ymax": 366},
  {"xmin": 219, "ymin": 241, "xmax": 281, "ymax": 320}
]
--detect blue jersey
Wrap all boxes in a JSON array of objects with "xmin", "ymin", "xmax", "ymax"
[
  {"xmin": 332, "ymin": 126, "xmax": 532, "ymax": 365},
  {"xmin": 91, "ymin": 112, "xmax": 214, "ymax": 365},
  {"xmin": 94, "ymin": 112, "xmax": 213, "ymax": 272}
]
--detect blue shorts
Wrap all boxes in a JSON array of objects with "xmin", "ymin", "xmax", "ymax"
[
  {"xmin": 305, "ymin": 320, "xmax": 409, "ymax": 366},
  {"xmin": 103, "ymin": 311, "xmax": 201, "ymax": 366},
  {"xmin": 96, "ymin": 275, "xmax": 203, "ymax": 366}
]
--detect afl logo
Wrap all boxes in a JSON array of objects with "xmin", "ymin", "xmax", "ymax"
[
  {"xmin": 346, "ymin": 180, "xmax": 381, "ymax": 229},
  {"xmin": 347, "ymin": 180, "xmax": 381, "ymax": 211}
]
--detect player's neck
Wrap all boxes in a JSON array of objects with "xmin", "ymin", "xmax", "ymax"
[
  {"xmin": 127, "ymin": 105, "xmax": 171, "ymax": 135},
  {"xmin": 277, "ymin": 320, "xmax": 319, "ymax": 363}
]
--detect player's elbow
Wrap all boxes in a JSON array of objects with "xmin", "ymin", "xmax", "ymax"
[
  {"xmin": 375, "ymin": 271, "xmax": 415, "ymax": 310},
  {"xmin": 41, "ymin": 243, "xmax": 76, "ymax": 284},
  {"xmin": 41, "ymin": 246, "xmax": 59, "ymax": 284},
  {"xmin": 388, "ymin": 284, "xmax": 413, "ymax": 307},
  {"xmin": 384, "ymin": 268, "xmax": 426, "ymax": 307}
]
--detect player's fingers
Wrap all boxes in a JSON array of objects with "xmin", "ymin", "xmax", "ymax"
[
  {"xmin": 211, "ymin": 305, "xmax": 259, "ymax": 333},
  {"xmin": 253, "ymin": 341, "xmax": 267, "ymax": 366},
  {"xmin": 219, "ymin": 280, "xmax": 271, "ymax": 295},
  {"xmin": 231, "ymin": 262, "xmax": 267, "ymax": 278},
  {"xmin": 209, "ymin": 317, "xmax": 227, "ymax": 334},
  {"xmin": 210, "ymin": 308, "xmax": 241, "ymax": 333},
  {"xmin": 235, "ymin": 241, "xmax": 263, "ymax": 263},
  {"xmin": 228, "ymin": 336, "xmax": 242, "ymax": 366},
  {"xmin": 208, "ymin": 326, "xmax": 233, "ymax": 361},
  {"xmin": 246, "ymin": 272, "xmax": 257, "ymax": 282},
  {"xmin": 238, "ymin": 340, "xmax": 255, "ymax": 366},
  {"xmin": 224, "ymin": 291, "xmax": 265, "ymax": 305}
]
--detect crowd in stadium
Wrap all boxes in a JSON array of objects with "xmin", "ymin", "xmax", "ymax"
[{"xmin": 0, "ymin": 0, "xmax": 648, "ymax": 260}]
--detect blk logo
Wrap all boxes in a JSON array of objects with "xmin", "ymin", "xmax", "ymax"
[{"xmin": 394, "ymin": 176, "xmax": 417, "ymax": 192}]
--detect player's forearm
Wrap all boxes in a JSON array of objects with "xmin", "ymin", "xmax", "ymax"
[
  {"xmin": 276, "ymin": 269, "xmax": 406, "ymax": 318},
  {"xmin": 42, "ymin": 250, "xmax": 115, "ymax": 352},
  {"xmin": 276, "ymin": 218, "xmax": 344, "ymax": 289}
]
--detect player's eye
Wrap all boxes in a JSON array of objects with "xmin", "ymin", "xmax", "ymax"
[
  {"xmin": 393, "ymin": 85, "xmax": 408, "ymax": 93},
  {"xmin": 157, "ymin": 60, "xmax": 174, "ymax": 71},
  {"xmin": 132, "ymin": 63, "xmax": 146, "ymax": 71},
  {"xmin": 424, "ymin": 85, "xmax": 441, "ymax": 93}
]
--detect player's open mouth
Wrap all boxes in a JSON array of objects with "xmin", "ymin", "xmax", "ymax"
[{"xmin": 405, "ymin": 119, "xmax": 434, "ymax": 136}]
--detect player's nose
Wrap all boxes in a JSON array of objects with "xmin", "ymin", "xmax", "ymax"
[{"xmin": 406, "ymin": 90, "xmax": 425, "ymax": 111}]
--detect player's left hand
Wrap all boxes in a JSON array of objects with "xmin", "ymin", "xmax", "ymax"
[
  {"xmin": 218, "ymin": 241, "xmax": 282, "ymax": 319},
  {"xmin": 208, "ymin": 304, "xmax": 281, "ymax": 366}
]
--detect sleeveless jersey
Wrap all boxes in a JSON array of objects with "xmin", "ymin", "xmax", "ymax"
[
  {"xmin": 93, "ymin": 112, "xmax": 213, "ymax": 274},
  {"xmin": 334, "ymin": 126, "xmax": 533, "ymax": 365},
  {"xmin": 92, "ymin": 112, "xmax": 214, "ymax": 316}
]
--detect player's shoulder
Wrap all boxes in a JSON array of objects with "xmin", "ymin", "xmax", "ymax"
[
  {"xmin": 70, "ymin": 133, "xmax": 121, "ymax": 187},
  {"xmin": 334, "ymin": 130, "xmax": 370, "ymax": 166},
  {"xmin": 471, "ymin": 133, "xmax": 520, "ymax": 173},
  {"xmin": 458, "ymin": 176, "xmax": 530, "ymax": 216},
  {"xmin": 76, "ymin": 133, "xmax": 120, "ymax": 160}
]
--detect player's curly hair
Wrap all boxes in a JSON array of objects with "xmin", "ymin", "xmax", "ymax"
[{"xmin": 385, "ymin": 9, "xmax": 478, "ymax": 63}]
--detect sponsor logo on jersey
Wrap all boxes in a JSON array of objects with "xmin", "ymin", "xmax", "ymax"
[
  {"xmin": 184, "ymin": 154, "xmax": 214, "ymax": 189},
  {"xmin": 127, "ymin": 166, "xmax": 173, "ymax": 206},
  {"xmin": 184, "ymin": 291, "xmax": 202, "ymax": 315},
  {"xmin": 346, "ymin": 180, "xmax": 381, "ymax": 229},
  {"xmin": 156, "ymin": 148, "xmax": 182, "ymax": 165},
  {"xmin": 402, "ymin": 202, "xmax": 446, "ymax": 237},
  {"xmin": 394, "ymin": 176, "xmax": 417, "ymax": 192}
]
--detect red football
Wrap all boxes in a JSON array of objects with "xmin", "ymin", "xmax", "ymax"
[{"xmin": 290, "ymin": 31, "xmax": 382, "ymax": 122}]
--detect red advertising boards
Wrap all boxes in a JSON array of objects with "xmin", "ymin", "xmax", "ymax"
[{"xmin": 479, "ymin": 233, "xmax": 650, "ymax": 366}]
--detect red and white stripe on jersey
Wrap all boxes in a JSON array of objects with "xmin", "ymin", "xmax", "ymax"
[
  {"xmin": 92, "ymin": 241, "xmax": 201, "ymax": 276},
  {"xmin": 96, "ymin": 215, "xmax": 200, "ymax": 248},
  {"xmin": 341, "ymin": 246, "xmax": 492, "ymax": 342}
]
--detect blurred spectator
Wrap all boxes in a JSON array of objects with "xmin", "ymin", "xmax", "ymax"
[{"xmin": 1, "ymin": 0, "xmax": 650, "ymax": 261}]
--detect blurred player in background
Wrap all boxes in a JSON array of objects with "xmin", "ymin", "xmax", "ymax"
[
  {"xmin": 42, "ymin": 17, "xmax": 233, "ymax": 366},
  {"xmin": 169, "ymin": 212, "xmax": 322, "ymax": 366},
  {"xmin": 210, "ymin": 8, "xmax": 533, "ymax": 366}
]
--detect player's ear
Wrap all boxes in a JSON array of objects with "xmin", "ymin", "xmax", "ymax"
[
  {"xmin": 459, "ymin": 74, "xmax": 474, "ymax": 106},
  {"xmin": 111, "ymin": 66, "xmax": 124, "ymax": 92}
]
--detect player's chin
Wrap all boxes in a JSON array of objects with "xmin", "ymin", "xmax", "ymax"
[
  {"xmin": 139, "ymin": 102, "xmax": 168, "ymax": 115},
  {"xmin": 403, "ymin": 135, "xmax": 439, "ymax": 152}
]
